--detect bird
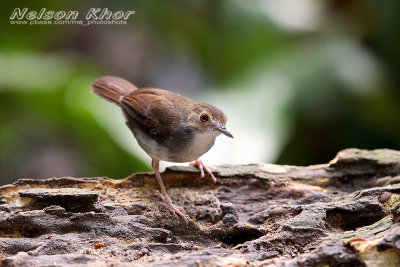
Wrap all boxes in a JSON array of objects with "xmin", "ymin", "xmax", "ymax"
[{"xmin": 91, "ymin": 76, "xmax": 233, "ymax": 219}]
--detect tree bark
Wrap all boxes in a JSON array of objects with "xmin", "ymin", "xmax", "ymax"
[{"xmin": 1, "ymin": 148, "xmax": 400, "ymax": 266}]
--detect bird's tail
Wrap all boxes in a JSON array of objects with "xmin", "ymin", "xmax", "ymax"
[{"xmin": 91, "ymin": 76, "xmax": 138, "ymax": 105}]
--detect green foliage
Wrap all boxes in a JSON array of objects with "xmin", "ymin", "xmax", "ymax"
[
  {"xmin": 1, "ymin": 0, "xmax": 399, "ymax": 183},
  {"xmin": 0, "ymin": 57, "xmax": 148, "ymax": 184}
]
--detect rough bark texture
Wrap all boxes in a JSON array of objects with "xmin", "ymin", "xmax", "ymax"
[{"xmin": 1, "ymin": 148, "xmax": 400, "ymax": 266}]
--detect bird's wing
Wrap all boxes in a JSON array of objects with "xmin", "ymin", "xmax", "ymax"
[{"xmin": 120, "ymin": 88, "xmax": 181, "ymax": 142}]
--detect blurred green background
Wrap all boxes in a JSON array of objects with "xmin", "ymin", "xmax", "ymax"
[{"xmin": 1, "ymin": 0, "xmax": 399, "ymax": 185}]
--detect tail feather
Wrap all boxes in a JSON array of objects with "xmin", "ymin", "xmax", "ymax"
[{"xmin": 92, "ymin": 76, "xmax": 138, "ymax": 105}]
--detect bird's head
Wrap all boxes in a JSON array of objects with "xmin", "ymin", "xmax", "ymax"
[{"xmin": 188, "ymin": 103, "xmax": 233, "ymax": 138}]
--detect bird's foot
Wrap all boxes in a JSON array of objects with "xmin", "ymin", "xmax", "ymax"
[
  {"xmin": 156, "ymin": 192, "xmax": 186, "ymax": 220},
  {"xmin": 189, "ymin": 159, "xmax": 217, "ymax": 183}
]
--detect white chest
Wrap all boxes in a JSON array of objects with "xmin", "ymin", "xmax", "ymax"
[
  {"xmin": 133, "ymin": 128, "xmax": 219, "ymax": 163},
  {"xmin": 183, "ymin": 131, "xmax": 219, "ymax": 160}
]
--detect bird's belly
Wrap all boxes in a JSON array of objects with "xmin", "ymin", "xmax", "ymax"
[
  {"xmin": 178, "ymin": 132, "xmax": 216, "ymax": 162},
  {"xmin": 133, "ymin": 129, "xmax": 216, "ymax": 163},
  {"xmin": 132, "ymin": 130, "xmax": 174, "ymax": 161}
]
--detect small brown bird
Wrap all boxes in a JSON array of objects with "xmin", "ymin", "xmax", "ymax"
[{"xmin": 92, "ymin": 76, "xmax": 233, "ymax": 219}]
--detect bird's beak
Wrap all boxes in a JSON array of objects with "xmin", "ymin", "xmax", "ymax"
[{"xmin": 216, "ymin": 124, "xmax": 234, "ymax": 138}]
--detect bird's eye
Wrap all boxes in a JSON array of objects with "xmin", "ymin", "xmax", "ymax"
[{"xmin": 200, "ymin": 113, "xmax": 209, "ymax": 122}]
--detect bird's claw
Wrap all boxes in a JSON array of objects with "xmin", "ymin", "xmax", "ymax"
[
  {"xmin": 190, "ymin": 159, "xmax": 217, "ymax": 183},
  {"xmin": 156, "ymin": 192, "xmax": 186, "ymax": 220}
]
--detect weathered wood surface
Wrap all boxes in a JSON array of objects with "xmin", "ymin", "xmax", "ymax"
[{"xmin": 1, "ymin": 148, "xmax": 400, "ymax": 266}]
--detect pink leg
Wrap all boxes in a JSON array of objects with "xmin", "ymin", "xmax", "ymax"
[
  {"xmin": 156, "ymin": 192, "xmax": 184, "ymax": 212},
  {"xmin": 189, "ymin": 159, "xmax": 217, "ymax": 183},
  {"xmin": 152, "ymin": 159, "xmax": 186, "ymax": 220}
]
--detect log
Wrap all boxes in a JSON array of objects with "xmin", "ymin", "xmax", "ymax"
[{"xmin": 1, "ymin": 148, "xmax": 400, "ymax": 266}]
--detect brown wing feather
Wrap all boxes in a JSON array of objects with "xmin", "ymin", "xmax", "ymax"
[
  {"xmin": 92, "ymin": 76, "xmax": 138, "ymax": 104},
  {"xmin": 120, "ymin": 88, "xmax": 184, "ymax": 142}
]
